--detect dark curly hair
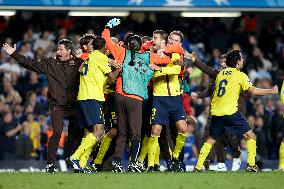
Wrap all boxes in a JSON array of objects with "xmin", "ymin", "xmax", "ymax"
[
  {"xmin": 226, "ymin": 50, "xmax": 242, "ymax": 68},
  {"xmin": 128, "ymin": 35, "xmax": 142, "ymax": 66},
  {"xmin": 58, "ymin": 39, "xmax": 74, "ymax": 55},
  {"xmin": 79, "ymin": 34, "xmax": 96, "ymax": 51},
  {"xmin": 92, "ymin": 36, "xmax": 106, "ymax": 51}
]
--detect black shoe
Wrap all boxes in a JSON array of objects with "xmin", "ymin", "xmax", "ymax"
[
  {"xmin": 91, "ymin": 163, "xmax": 103, "ymax": 172},
  {"xmin": 81, "ymin": 166, "xmax": 93, "ymax": 174},
  {"xmin": 147, "ymin": 166, "xmax": 155, "ymax": 172},
  {"xmin": 137, "ymin": 161, "xmax": 146, "ymax": 171},
  {"xmin": 172, "ymin": 158, "xmax": 181, "ymax": 172},
  {"xmin": 204, "ymin": 160, "xmax": 210, "ymax": 171},
  {"xmin": 68, "ymin": 158, "xmax": 83, "ymax": 172},
  {"xmin": 153, "ymin": 164, "xmax": 160, "ymax": 172},
  {"xmin": 112, "ymin": 158, "xmax": 123, "ymax": 173},
  {"xmin": 246, "ymin": 164, "xmax": 261, "ymax": 172},
  {"xmin": 179, "ymin": 160, "xmax": 186, "ymax": 172},
  {"xmin": 128, "ymin": 161, "xmax": 145, "ymax": 172},
  {"xmin": 66, "ymin": 158, "xmax": 73, "ymax": 169},
  {"xmin": 46, "ymin": 163, "xmax": 56, "ymax": 173},
  {"xmin": 165, "ymin": 159, "xmax": 174, "ymax": 172}
]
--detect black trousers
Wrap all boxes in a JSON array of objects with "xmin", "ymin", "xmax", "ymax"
[
  {"xmin": 203, "ymin": 118, "xmax": 216, "ymax": 161},
  {"xmin": 47, "ymin": 106, "xmax": 84, "ymax": 164},
  {"xmin": 215, "ymin": 133, "xmax": 241, "ymax": 163},
  {"xmin": 159, "ymin": 126, "xmax": 172, "ymax": 160},
  {"xmin": 114, "ymin": 93, "xmax": 142, "ymax": 162}
]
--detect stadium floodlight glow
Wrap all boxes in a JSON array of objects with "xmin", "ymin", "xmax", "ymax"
[
  {"xmin": 181, "ymin": 12, "xmax": 241, "ymax": 18},
  {"xmin": 0, "ymin": 10, "xmax": 16, "ymax": 16},
  {"xmin": 68, "ymin": 11, "xmax": 129, "ymax": 17}
]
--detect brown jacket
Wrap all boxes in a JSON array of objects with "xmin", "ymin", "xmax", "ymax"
[{"xmin": 11, "ymin": 51, "xmax": 83, "ymax": 108}]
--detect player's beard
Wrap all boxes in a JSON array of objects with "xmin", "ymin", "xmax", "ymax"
[{"xmin": 152, "ymin": 45, "xmax": 159, "ymax": 53}]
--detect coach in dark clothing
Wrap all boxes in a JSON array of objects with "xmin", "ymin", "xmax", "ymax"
[{"xmin": 3, "ymin": 39, "xmax": 84, "ymax": 173}]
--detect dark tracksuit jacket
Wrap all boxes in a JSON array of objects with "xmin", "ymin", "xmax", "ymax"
[{"xmin": 11, "ymin": 51, "xmax": 84, "ymax": 163}]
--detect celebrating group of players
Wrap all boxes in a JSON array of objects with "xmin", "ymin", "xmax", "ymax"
[{"xmin": 3, "ymin": 18, "xmax": 283, "ymax": 173}]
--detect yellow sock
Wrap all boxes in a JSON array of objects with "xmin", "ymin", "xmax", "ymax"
[
  {"xmin": 71, "ymin": 133, "xmax": 97, "ymax": 160},
  {"xmin": 79, "ymin": 146, "xmax": 93, "ymax": 168},
  {"xmin": 279, "ymin": 141, "xmax": 284, "ymax": 169},
  {"xmin": 71, "ymin": 137, "xmax": 86, "ymax": 160},
  {"xmin": 195, "ymin": 143, "xmax": 212, "ymax": 170},
  {"xmin": 173, "ymin": 132, "xmax": 187, "ymax": 159},
  {"xmin": 138, "ymin": 136, "xmax": 149, "ymax": 163},
  {"xmin": 154, "ymin": 145, "xmax": 160, "ymax": 165},
  {"xmin": 147, "ymin": 135, "xmax": 159, "ymax": 167},
  {"xmin": 78, "ymin": 138, "xmax": 86, "ymax": 166},
  {"xmin": 247, "ymin": 139, "xmax": 256, "ymax": 166},
  {"xmin": 94, "ymin": 135, "xmax": 112, "ymax": 165},
  {"xmin": 169, "ymin": 147, "xmax": 172, "ymax": 157}
]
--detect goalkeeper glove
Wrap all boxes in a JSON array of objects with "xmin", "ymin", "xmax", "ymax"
[{"xmin": 106, "ymin": 18, "xmax": 121, "ymax": 29}]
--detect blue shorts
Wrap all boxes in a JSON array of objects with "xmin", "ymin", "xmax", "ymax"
[
  {"xmin": 104, "ymin": 95, "xmax": 117, "ymax": 131},
  {"xmin": 209, "ymin": 112, "xmax": 251, "ymax": 138},
  {"xmin": 151, "ymin": 96, "xmax": 186, "ymax": 126},
  {"xmin": 77, "ymin": 100, "xmax": 104, "ymax": 128}
]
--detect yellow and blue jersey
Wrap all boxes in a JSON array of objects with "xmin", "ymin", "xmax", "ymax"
[
  {"xmin": 77, "ymin": 50, "xmax": 111, "ymax": 101},
  {"xmin": 211, "ymin": 67, "xmax": 253, "ymax": 116},
  {"xmin": 152, "ymin": 53, "xmax": 182, "ymax": 96}
]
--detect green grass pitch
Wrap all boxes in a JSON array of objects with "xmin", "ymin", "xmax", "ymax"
[{"xmin": 1, "ymin": 172, "xmax": 284, "ymax": 189}]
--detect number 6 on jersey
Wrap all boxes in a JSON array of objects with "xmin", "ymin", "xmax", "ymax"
[{"xmin": 217, "ymin": 79, "xmax": 228, "ymax": 97}]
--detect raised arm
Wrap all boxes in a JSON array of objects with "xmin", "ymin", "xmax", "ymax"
[
  {"xmin": 185, "ymin": 51, "xmax": 219, "ymax": 79},
  {"xmin": 102, "ymin": 29, "xmax": 125, "ymax": 64},
  {"xmin": 141, "ymin": 40, "xmax": 153, "ymax": 52},
  {"xmin": 3, "ymin": 43, "xmax": 49, "ymax": 74}
]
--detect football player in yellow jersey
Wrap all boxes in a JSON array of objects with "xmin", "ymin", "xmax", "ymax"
[
  {"xmin": 69, "ymin": 36, "xmax": 121, "ymax": 173},
  {"xmin": 194, "ymin": 50, "xmax": 278, "ymax": 172},
  {"xmin": 73, "ymin": 34, "xmax": 120, "ymax": 171},
  {"xmin": 167, "ymin": 30, "xmax": 195, "ymax": 171},
  {"xmin": 91, "ymin": 37, "xmax": 121, "ymax": 172},
  {"xmin": 146, "ymin": 30, "xmax": 188, "ymax": 171},
  {"xmin": 279, "ymin": 81, "xmax": 284, "ymax": 171},
  {"xmin": 71, "ymin": 33, "xmax": 94, "ymax": 170}
]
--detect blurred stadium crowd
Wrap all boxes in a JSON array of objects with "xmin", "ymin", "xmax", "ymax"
[{"xmin": 0, "ymin": 12, "xmax": 283, "ymax": 164}]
